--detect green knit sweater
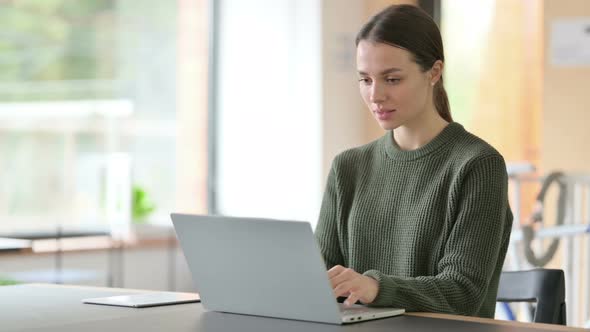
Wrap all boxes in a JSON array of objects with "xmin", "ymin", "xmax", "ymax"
[{"xmin": 315, "ymin": 122, "xmax": 513, "ymax": 318}]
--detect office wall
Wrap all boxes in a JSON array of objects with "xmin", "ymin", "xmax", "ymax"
[
  {"xmin": 321, "ymin": 0, "xmax": 366, "ymax": 180},
  {"xmin": 542, "ymin": 0, "xmax": 590, "ymax": 173},
  {"xmin": 321, "ymin": 0, "xmax": 416, "ymax": 180}
]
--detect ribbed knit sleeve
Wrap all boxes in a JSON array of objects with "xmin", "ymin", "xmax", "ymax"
[
  {"xmin": 363, "ymin": 155, "xmax": 511, "ymax": 315},
  {"xmin": 315, "ymin": 163, "xmax": 345, "ymax": 270}
]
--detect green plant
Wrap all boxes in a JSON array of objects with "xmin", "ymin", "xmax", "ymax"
[
  {"xmin": 132, "ymin": 185, "xmax": 156, "ymax": 224},
  {"xmin": 0, "ymin": 278, "xmax": 19, "ymax": 286}
]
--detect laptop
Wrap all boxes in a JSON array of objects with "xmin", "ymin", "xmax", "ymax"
[
  {"xmin": 171, "ymin": 213, "xmax": 404, "ymax": 324},
  {"xmin": 83, "ymin": 292, "xmax": 200, "ymax": 308}
]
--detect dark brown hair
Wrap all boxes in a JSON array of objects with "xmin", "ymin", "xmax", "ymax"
[{"xmin": 356, "ymin": 4, "xmax": 452, "ymax": 122}]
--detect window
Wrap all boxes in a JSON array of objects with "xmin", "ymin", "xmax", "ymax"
[
  {"xmin": 0, "ymin": 0, "xmax": 207, "ymax": 234},
  {"xmin": 213, "ymin": 0, "xmax": 322, "ymax": 226}
]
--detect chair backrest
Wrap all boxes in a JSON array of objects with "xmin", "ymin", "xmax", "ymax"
[{"xmin": 497, "ymin": 269, "xmax": 566, "ymax": 325}]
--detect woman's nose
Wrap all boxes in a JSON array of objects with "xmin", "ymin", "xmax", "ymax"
[{"xmin": 369, "ymin": 83, "xmax": 386, "ymax": 103}]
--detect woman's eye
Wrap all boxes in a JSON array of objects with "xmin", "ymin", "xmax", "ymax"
[{"xmin": 358, "ymin": 78, "xmax": 371, "ymax": 85}]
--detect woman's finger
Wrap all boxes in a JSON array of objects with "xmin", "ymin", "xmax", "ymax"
[
  {"xmin": 327, "ymin": 265, "xmax": 344, "ymax": 278},
  {"xmin": 345, "ymin": 292, "xmax": 361, "ymax": 307},
  {"xmin": 329, "ymin": 269, "xmax": 353, "ymax": 289},
  {"xmin": 333, "ymin": 281, "xmax": 353, "ymax": 298}
]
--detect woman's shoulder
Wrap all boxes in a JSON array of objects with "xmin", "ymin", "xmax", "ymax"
[
  {"xmin": 331, "ymin": 136, "xmax": 384, "ymax": 170},
  {"xmin": 450, "ymin": 126, "xmax": 507, "ymax": 170}
]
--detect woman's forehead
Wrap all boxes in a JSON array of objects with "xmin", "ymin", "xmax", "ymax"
[{"xmin": 356, "ymin": 40, "xmax": 414, "ymax": 73}]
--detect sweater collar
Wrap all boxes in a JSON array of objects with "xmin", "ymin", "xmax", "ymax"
[{"xmin": 382, "ymin": 122, "xmax": 464, "ymax": 161}]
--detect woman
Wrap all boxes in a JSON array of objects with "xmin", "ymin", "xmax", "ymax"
[{"xmin": 315, "ymin": 4, "xmax": 513, "ymax": 318}]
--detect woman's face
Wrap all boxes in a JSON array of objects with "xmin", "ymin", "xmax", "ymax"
[{"xmin": 356, "ymin": 40, "xmax": 438, "ymax": 130}]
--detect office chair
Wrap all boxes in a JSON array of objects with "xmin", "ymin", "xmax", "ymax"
[{"xmin": 497, "ymin": 269, "xmax": 566, "ymax": 325}]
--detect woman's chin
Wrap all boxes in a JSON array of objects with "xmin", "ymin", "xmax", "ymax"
[{"xmin": 376, "ymin": 120, "xmax": 401, "ymax": 131}]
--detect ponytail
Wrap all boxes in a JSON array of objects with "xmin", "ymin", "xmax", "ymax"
[{"xmin": 434, "ymin": 77, "xmax": 452, "ymax": 122}]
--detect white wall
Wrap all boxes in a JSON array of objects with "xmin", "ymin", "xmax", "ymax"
[{"xmin": 321, "ymin": 0, "xmax": 366, "ymax": 179}]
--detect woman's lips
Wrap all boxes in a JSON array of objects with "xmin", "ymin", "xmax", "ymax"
[{"xmin": 374, "ymin": 109, "xmax": 396, "ymax": 120}]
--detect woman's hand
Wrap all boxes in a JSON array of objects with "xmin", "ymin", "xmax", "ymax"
[{"xmin": 328, "ymin": 265, "xmax": 379, "ymax": 306}]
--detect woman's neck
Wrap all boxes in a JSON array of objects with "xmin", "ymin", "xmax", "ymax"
[{"xmin": 393, "ymin": 109, "xmax": 449, "ymax": 151}]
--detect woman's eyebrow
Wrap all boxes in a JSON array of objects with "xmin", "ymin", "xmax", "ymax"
[{"xmin": 357, "ymin": 67, "xmax": 402, "ymax": 76}]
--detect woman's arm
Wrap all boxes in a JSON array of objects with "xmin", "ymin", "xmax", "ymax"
[
  {"xmin": 315, "ymin": 163, "xmax": 345, "ymax": 270},
  {"xmin": 364, "ymin": 155, "xmax": 513, "ymax": 316}
]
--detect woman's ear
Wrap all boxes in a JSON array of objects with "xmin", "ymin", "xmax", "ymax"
[{"xmin": 429, "ymin": 60, "xmax": 444, "ymax": 85}]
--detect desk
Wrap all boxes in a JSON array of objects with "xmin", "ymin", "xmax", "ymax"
[
  {"xmin": 0, "ymin": 237, "xmax": 32, "ymax": 253},
  {"xmin": 0, "ymin": 225, "xmax": 180, "ymax": 289},
  {"xmin": 0, "ymin": 284, "xmax": 584, "ymax": 332},
  {"xmin": 0, "ymin": 226, "xmax": 110, "ymax": 240},
  {"xmin": 0, "ymin": 227, "xmax": 115, "ymax": 285}
]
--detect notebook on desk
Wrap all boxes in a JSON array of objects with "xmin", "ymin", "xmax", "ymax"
[
  {"xmin": 170, "ymin": 213, "xmax": 404, "ymax": 324},
  {"xmin": 83, "ymin": 292, "xmax": 200, "ymax": 308}
]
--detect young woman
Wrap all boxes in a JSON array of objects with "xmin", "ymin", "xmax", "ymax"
[{"xmin": 315, "ymin": 5, "xmax": 513, "ymax": 318}]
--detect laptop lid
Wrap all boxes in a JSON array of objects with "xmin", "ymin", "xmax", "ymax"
[{"xmin": 171, "ymin": 213, "xmax": 343, "ymax": 324}]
